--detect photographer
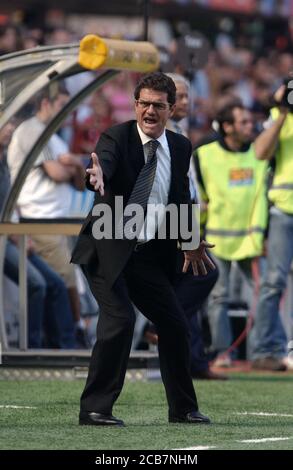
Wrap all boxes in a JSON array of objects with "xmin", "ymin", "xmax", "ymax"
[{"xmin": 252, "ymin": 80, "xmax": 293, "ymax": 371}]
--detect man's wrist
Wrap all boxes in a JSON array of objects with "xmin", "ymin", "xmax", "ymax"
[
  {"xmin": 274, "ymin": 101, "xmax": 289, "ymax": 114},
  {"xmin": 277, "ymin": 105, "xmax": 289, "ymax": 114}
]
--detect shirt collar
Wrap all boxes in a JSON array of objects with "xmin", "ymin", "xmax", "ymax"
[
  {"xmin": 136, "ymin": 123, "xmax": 168, "ymax": 151},
  {"xmin": 169, "ymin": 119, "xmax": 183, "ymax": 133},
  {"xmin": 218, "ymin": 133, "xmax": 251, "ymax": 153}
]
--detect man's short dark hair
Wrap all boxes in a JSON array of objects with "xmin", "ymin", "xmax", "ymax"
[
  {"xmin": 134, "ymin": 72, "xmax": 176, "ymax": 105},
  {"xmin": 33, "ymin": 83, "xmax": 69, "ymax": 111},
  {"xmin": 216, "ymin": 99, "xmax": 245, "ymax": 135}
]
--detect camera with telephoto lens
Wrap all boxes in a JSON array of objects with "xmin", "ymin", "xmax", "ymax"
[{"xmin": 281, "ymin": 76, "xmax": 293, "ymax": 112}]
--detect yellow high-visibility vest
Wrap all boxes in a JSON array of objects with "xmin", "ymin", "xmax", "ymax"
[
  {"xmin": 196, "ymin": 140, "xmax": 268, "ymax": 260},
  {"xmin": 268, "ymin": 108, "xmax": 293, "ymax": 214}
]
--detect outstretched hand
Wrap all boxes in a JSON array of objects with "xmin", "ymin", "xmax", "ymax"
[
  {"xmin": 86, "ymin": 152, "xmax": 105, "ymax": 196},
  {"xmin": 183, "ymin": 240, "xmax": 216, "ymax": 276}
]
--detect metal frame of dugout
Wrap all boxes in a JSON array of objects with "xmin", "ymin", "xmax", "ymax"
[{"xmin": 0, "ymin": 35, "xmax": 159, "ymax": 354}]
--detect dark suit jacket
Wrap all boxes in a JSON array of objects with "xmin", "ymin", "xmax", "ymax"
[{"xmin": 71, "ymin": 120, "xmax": 192, "ymax": 286}]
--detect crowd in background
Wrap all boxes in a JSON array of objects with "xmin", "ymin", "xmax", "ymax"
[
  {"xmin": 1, "ymin": 7, "xmax": 293, "ymax": 148},
  {"xmin": 0, "ymin": 6, "xmax": 293, "ymax": 366}
]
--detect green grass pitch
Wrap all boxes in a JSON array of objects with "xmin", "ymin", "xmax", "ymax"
[{"xmin": 0, "ymin": 372, "xmax": 293, "ymax": 450}]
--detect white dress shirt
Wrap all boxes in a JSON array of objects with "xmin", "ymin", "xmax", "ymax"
[{"xmin": 136, "ymin": 124, "xmax": 171, "ymax": 242}]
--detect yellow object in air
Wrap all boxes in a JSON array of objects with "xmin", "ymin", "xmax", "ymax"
[
  {"xmin": 79, "ymin": 35, "xmax": 108, "ymax": 70},
  {"xmin": 78, "ymin": 34, "xmax": 159, "ymax": 72}
]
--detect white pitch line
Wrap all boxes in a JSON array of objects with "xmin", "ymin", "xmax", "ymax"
[
  {"xmin": 0, "ymin": 405, "xmax": 37, "ymax": 409},
  {"xmin": 175, "ymin": 446, "xmax": 216, "ymax": 450},
  {"xmin": 236, "ymin": 412, "xmax": 293, "ymax": 418},
  {"xmin": 238, "ymin": 437, "xmax": 292, "ymax": 444}
]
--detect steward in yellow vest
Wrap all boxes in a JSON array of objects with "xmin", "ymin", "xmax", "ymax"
[
  {"xmin": 267, "ymin": 108, "xmax": 293, "ymax": 214},
  {"xmin": 251, "ymin": 82, "xmax": 292, "ymax": 371},
  {"xmin": 194, "ymin": 118, "xmax": 268, "ymax": 261},
  {"xmin": 193, "ymin": 101, "xmax": 269, "ymax": 362}
]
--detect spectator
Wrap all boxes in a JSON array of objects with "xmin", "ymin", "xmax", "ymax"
[
  {"xmin": 7, "ymin": 86, "xmax": 89, "ymax": 347},
  {"xmin": 1, "ymin": 121, "xmax": 75, "ymax": 348},
  {"xmin": 166, "ymin": 72, "xmax": 226, "ymax": 380},
  {"xmin": 251, "ymin": 83, "xmax": 293, "ymax": 371},
  {"xmin": 194, "ymin": 99, "xmax": 268, "ymax": 366}
]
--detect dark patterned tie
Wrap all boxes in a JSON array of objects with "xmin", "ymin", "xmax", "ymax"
[{"xmin": 123, "ymin": 139, "xmax": 159, "ymax": 239}]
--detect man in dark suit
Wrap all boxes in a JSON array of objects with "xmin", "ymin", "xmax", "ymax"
[
  {"xmin": 166, "ymin": 73, "xmax": 227, "ymax": 380},
  {"xmin": 71, "ymin": 72, "xmax": 214, "ymax": 427}
]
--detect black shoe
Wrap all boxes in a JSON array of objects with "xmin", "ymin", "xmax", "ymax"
[
  {"xmin": 169, "ymin": 410, "xmax": 211, "ymax": 424},
  {"xmin": 79, "ymin": 411, "xmax": 125, "ymax": 426}
]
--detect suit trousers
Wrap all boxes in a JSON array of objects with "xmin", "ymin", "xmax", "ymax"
[
  {"xmin": 80, "ymin": 240, "xmax": 198, "ymax": 416},
  {"xmin": 175, "ymin": 263, "xmax": 219, "ymax": 373}
]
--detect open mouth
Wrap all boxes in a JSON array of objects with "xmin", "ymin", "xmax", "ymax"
[{"xmin": 144, "ymin": 118, "xmax": 157, "ymax": 126}]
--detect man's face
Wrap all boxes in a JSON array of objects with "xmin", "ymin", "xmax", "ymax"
[
  {"xmin": 42, "ymin": 93, "xmax": 69, "ymax": 122},
  {"xmin": 230, "ymin": 108, "xmax": 254, "ymax": 143},
  {"xmin": 135, "ymin": 88, "xmax": 174, "ymax": 138},
  {"xmin": 52, "ymin": 93, "xmax": 70, "ymax": 115},
  {"xmin": 172, "ymin": 81, "xmax": 189, "ymax": 121}
]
